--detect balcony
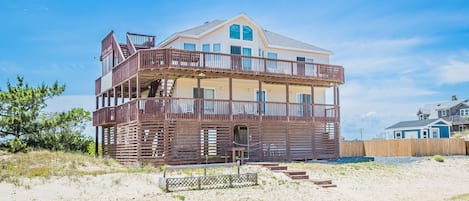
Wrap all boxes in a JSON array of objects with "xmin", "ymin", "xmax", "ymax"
[
  {"xmin": 110, "ymin": 49, "xmax": 345, "ymax": 86},
  {"xmin": 94, "ymin": 98, "xmax": 338, "ymax": 125},
  {"xmin": 93, "ymin": 106, "xmax": 116, "ymax": 126}
]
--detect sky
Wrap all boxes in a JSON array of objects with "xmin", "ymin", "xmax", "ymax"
[{"xmin": 1, "ymin": 0, "xmax": 469, "ymax": 140}]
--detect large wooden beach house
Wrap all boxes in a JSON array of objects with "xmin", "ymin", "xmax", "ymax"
[{"xmin": 93, "ymin": 14, "xmax": 345, "ymax": 165}]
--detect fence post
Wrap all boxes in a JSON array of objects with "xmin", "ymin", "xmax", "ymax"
[{"xmin": 198, "ymin": 177, "xmax": 201, "ymax": 190}]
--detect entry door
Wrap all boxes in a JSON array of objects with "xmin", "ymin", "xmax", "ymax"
[
  {"xmin": 242, "ymin": 48, "xmax": 252, "ymax": 70},
  {"xmin": 231, "ymin": 46, "xmax": 242, "ymax": 70},
  {"xmin": 256, "ymin": 90, "xmax": 266, "ymax": 115},
  {"xmin": 193, "ymin": 88, "xmax": 214, "ymax": 113},
  {"xmin": 297, "ymin": 57, "xmax": 305, "ymax": 76},
  {"xmin": 297, "ymin": 94, "xmax": 311, "ymax": 117}
]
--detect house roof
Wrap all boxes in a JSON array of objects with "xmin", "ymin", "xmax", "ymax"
[
  {"xmin": 158, "ymin": 14, "xmax": 332, "ymax": 54},
  {"xmin": 386, "ymin": 119, "xmax": 449, "ymax": 129},
  {"xmin": 418, "ymin": 99, "xmax": 469, "ymax": 117}
]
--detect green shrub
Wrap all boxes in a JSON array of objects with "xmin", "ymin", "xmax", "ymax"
[
  {"xmin": 433, "ymin": 155, "xmax": 444, "ymax": 162},
  {"xmin": 7, "ymin": 138, "xmax": 28, "ymax": 153}
]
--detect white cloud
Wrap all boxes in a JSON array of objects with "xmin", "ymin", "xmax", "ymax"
[{"xmin": 437, "ymin": 59, "xmax": 469, "ymax": 84}]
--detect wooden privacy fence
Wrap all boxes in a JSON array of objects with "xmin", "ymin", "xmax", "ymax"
[{"xmin": 340, "ymin": 139, "xmax": 467, "ymax": 157}]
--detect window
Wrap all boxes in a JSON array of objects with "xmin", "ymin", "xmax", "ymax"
[
  {"xmin": 461, "ymin": 109, "xmax": 469, "ymax": 116},
  {"xmin": 243, "ymin": 25, "xmax": 253, "ymax": 41},
  {"xmin": 213, "ymin": 43, "xmax": 221, "ymax": 61},
  {"xmin": 183, "ymin": 43, "xmax": 196, "ymax": 51},
  {"xmin": 101, "ymin": 54, "xmax": 113, "ymax": 75},
  {"xmin": 242, "ymin": 48, "xmax": 252, "ymax": 70},
  {"xmin": 395, "ymin": 131, "xmax": 402, "ymax": 139},
  {"xmin": 441, "ymin": 110, "xmax": 447, "ymax": 117},
  {"xmin": 431, "ymin": 128, "xmax": 440, "ymax": 138},
  {"xmin": 200, "ymin": 129, "xmax": 217, "ymax": 156},
  {"xmin": 229, "ymin": 24, "xmax": 240, "ymax": 39},
  {"xmin": 202, "ymin": 44, "xmax": 210, "ymax": 61},
  {"xmin": 305, "ymin": 58, "xmax": 315, "ymax": 76},
  {"xmin": 267, "ymin": 52, "xmax": 278, "ymax": 72},
  {"xmin": 193, "ymin": 88, "xmax": 215, "ymax": 113},
  {"xmin": 418, "ymin": 114, "xmax": 424, "ymax": 120},
  {"xmin": 296, "ymin": 94, "xmax": 312, "ymax": 117}
]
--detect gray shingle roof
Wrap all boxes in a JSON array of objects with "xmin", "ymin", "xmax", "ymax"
[
  {"xmin": 386, "ymin": 119, "xmax": 440, "ymax": 129},
  {"xmin": 262, "ymin": 30, "xmax": 331, "ymax": 53},
  {"xmin": 178, "ymin": 20, "xmax": 225, "ymax": 35}
]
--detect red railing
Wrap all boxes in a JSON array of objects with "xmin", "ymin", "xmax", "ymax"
[{"xmin": 112, "ymin": 53, "xmax": 138, "ymax": 86}]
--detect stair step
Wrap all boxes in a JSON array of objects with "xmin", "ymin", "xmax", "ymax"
[
  {"xmin": 289, "ymin": 175, "xmax": 309, "ymax": 180},
  {"xmin": 311, "ymin": 180, "xmax": 332, "ymax": 185},
  {"xmin": 266, "ymin": 166, "xmax": 287, "ymax": 171},
  {"xmin": 283, "ymin": 170, "xmax": 306, "ymax": 176},
  {"xmin": 319, "ymin": 184, "xmax": 337, "ymax": 188}
]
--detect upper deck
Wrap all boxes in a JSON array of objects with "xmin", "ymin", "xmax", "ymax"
[{"xmin": 96, "ymin": 48, "xmax": 344, "ymax": 95}]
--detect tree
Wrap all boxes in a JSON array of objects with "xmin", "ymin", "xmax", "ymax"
[
  {"xmin": 0, "ymin": 76, "xmax": 93, "ymax": 153},
  {"xmin": 0, "ymin": 76, "xmax": 65, "ymax": 138}
]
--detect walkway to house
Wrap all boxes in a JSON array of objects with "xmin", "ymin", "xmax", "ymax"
[{"xmin": 247, "ymin": 162, "xmax": 336, "ymax": 188}]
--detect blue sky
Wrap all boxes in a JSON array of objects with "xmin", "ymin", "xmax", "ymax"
[{"xmin": 1, "ymin": 0, "xmax": 469, "ymax": 139}]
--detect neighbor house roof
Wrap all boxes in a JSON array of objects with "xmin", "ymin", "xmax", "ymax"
[
  {"xmin": 434, "ymin": 99, "xmax": 469, "ymax": 111},
  {"xmin": 386, "ymin": 119, "xmax": 449, "ymax": 130},
  {"xmin": 158, "ymin": 14, "xmax": 332, "ymax": 54}
]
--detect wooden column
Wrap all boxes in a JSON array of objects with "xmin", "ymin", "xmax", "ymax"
[
  {"xmin": 286, "ymin": 83, "xmax": 290, "ymax": 161},
  {"xmin": 113, "ymin": 87, "xmax": 117, "ymax": 106},
  {"xmin": 333, "ymin": 84, "xmax": 340, "ymax": 159},
  {"xmin": 286, "ymin": 83, "xmax": 289, "ymax": 122},
  {"xmin": 121, "ymin": 84, "xmax": 124, "ymax": 104},
  {"xmin": 311, "ymin": 85, "xmax": 316, "ymax": 159},
  {"xmin": 128, "ymin": 79, "xmax": 132, "ymax": 100},
  {"xmin": 107, "ymin": 90, "xmax": 111, "ymax": 107},
  {"xmin": 101, "ymin": 126, "xmax": 105, "ymax": 157},
  {"xmin": 95, "ymin": 126, "xmax": 99, "ymax": 157},
  {"xmin": 197, "ymin": 76, "xmax": 201, "ymax": 120},
  {"xmin": 136, "ymin": 73, "xmax": 141, "ymax": 99},
  {"xmin": 229, "ymin": 77, "xmax": 233, "ymax": 121},
  {"xmin": 258, "ymin": 80, "xmax": 263, "ymax": 161}
]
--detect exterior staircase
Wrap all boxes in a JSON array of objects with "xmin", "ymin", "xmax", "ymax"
[
  {"xmin": 249, "ymin": 162, "xmax": 337, "ymax": 188},
  {"xmin": 119, "ymin": 44, "xmax": 130, "ymax": 58}
]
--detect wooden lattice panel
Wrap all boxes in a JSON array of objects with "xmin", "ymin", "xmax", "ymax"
[{"xmin": 161, "ymin": 173, "xmax": 258, "ymax": 192}]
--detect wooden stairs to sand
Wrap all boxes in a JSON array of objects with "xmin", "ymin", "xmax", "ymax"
[{"xmin": 248, "ymin": 162, "xmax": 337, "ymax": 188}]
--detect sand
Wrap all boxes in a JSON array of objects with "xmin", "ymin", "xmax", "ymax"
[{"xmin": 1, "ymin": 156, "xmax": 469, "ymax": 201}]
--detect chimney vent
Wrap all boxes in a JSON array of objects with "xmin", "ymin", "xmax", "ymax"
[{"xmin": 452, "ymin": 95, "xmax": 457, "ymax": 101}]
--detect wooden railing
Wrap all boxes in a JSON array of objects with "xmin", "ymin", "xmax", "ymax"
[
  {"xmin": 109, "ymin": 49, "xmax": 344, "ymax": 87},
  {"xmin": 137, "ymin": 49, "xmax": 345, "ymax": 83},
  {"xmin": 94, "ymin": 97, "xmax": 338, "ymax": 125},
  {"xmin": 93, "ymin": 106, "xmax": 116, "ymax": 126}
]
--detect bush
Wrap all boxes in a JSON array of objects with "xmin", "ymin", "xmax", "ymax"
[
  {"xmin": 7, "ymin": 138, "xmax": 28, "ymax": 153},
  {"xmin": 22, "ymin": 132, "xmax": 93, "ymax": 153},
  {"xmin": 433, "ymin": 155, "xmax": 444, "ymax": 162}
]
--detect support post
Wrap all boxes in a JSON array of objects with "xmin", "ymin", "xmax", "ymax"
[
  {"xmin": 286, "ymin": 83, "xmax": 289, "ymax": 122},
  {"xmin": 95, "ymin": 126, "xmax": 99, "ymax": 157},
  {"xmin": 311, "ymin": 85, "xmax": 316, "ymax": 159},
  {"xmin": 229, "ymin": 77, "xmax": 233, "ymax": 121}
]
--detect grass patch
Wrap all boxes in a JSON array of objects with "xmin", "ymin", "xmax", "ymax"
[
  {"xmin": 0, "ymin": 150, "xmax": 158, "ymax": 184},
  {"xmin": 449, "ymin": 193, "xmax": 469, "ymax": 201},
  {"xmin": 433, "ymin": 155, "xmax": 444, "ymax": 162},
  {"xmin": 174, "ymin": 194, "xmax": 186, "ymax": 201}
]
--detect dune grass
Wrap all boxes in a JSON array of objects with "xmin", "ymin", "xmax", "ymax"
[
  {"xmin": 0, "ymin": 150, "xmax": 158, "ymax": 185},
  {"xmin": 449, "ymin": 193, "xmax": 469, "ymax": 201}
]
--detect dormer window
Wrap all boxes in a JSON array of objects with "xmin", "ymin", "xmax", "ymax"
[
  {"xmin": 418, "ymin": 114, "xmax": 424, "ymax": 120},
  {"xmin": 230, "ymin": 24, "xmax": 240, "ymax": 39},
  {"xmin": 461, "ymin": 109, "xmax": 469, "ymax": 116},
  {"xmin": 243, "ymin": 25, "xmax": 253, "ymax": 41},
  {"xmin": 441, "ymin": 110, "xmax": 447, "ymax": 117}
]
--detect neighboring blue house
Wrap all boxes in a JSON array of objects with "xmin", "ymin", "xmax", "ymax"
[{"xmin": 385, "ymin": 119, "xmax": 451, "ymax": 139}]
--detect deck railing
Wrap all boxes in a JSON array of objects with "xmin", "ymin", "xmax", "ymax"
[
  {"xmin": 110, "ymin": 49, "xmax": 344, "ymax": 87},
  {"xmin": 94, "ymin": 97, "xmax": 338, "ymax": 125},
  {"xmin": 445, "ymin": 115, "xmax": 469, "ymax": 125},
  {"xmin": 93, "ymin": 106, "xmax": 116, "ymax": 126}
]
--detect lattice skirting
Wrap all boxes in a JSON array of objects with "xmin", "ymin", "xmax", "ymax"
[{"xmin": 159, "ymin": 173, "xmax": 258, "ymax": 192}]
